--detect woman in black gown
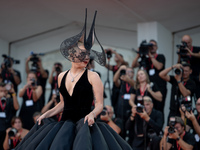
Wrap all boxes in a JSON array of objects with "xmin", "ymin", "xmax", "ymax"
[{"xmin": 15, "ymin": 9, "xmax": 132, "ymax": 150}]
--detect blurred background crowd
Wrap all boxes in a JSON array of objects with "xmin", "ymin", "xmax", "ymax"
[{"xmin": 0, "ymin": 34, "xmax": 200, "ymax": 150}]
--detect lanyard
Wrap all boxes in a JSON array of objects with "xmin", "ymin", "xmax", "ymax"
[
  {"xmin": 176, "ymin": 131, "xmax": 185, "ymax": 150},
  {"xmin": 27, "ymin": 89, "xmax": 33, "ymax": 99},
  {"xmin": 126, "ymin": 83, "xmax": 131, "ymax": 93},
  {"xmin": 183, "ymin": 81, "xmax": 187, "ymax": 86},
  {"xmin": 140, "ymin": 83, "xmax": 147, "ymax": 96},
  {"xmin": 57, "ymin": 113, "xmax": 62, "ymax": 122},
  {"xmin": 54, "ymin": 76, "xmax": 58, "ymax": 89},
  {"xmin": 13, "ymin": 138, "xmax": 18, "ymax": 148},
  {"xmin": 37, "ymin": 72, "xmax": 41, "ymax": 77},
  {"xmin": 5, "ymin": 73, "xmax": 11, "ymax": 78},
  {"xmin": 150, "ymin": 54, "xmax": 158, "ymax": 69},
  {"xmin": 0, "ymin": 100, "xmax": 6, "ymax": 112}
]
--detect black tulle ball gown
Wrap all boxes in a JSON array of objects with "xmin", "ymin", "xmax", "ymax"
[{"xmin": 15, "ymin": 69, "xmax": 132, "ymax": 150}]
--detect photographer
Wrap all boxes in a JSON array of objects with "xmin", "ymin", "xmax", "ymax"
[
  {"xmin": 3, "ymin": 117, "xmax": 29, "ymax": 150},
  {"xmin": 160, "ymin": 116, "xmax": 195, "ymax": 150},
  {"xmin": 113, "ymin": 65, "xmax": 134, "ymax": 138},
  {"xmin": 99, "ymin": 105, "xmax": 122, "ymax": 134},
  {"xmin": 26, "ymin": 54, "xmax": 49, "ymax": 110},
  {"xmin": 41, "ymin": 91, "xmax": 62, "ymax": 121},
  {"xmin": 126, "ymin": 96, "xmax": 163, "ymax": 150},
  {"xmin": 0, "ymin": 83, "xmax": 19, "ymax": 150},
  {"xmin": 129, "ymin": 69, "xmax": 162, "ymax": 112},
  {"xmin": 18, "ymin": 71, "xmax": 43, "ymax": 130},
  {"xmin": 1, "ymin": 55, "xmax": 21, "ymax": 94},
  {"xmin": 132, "ymin": 40, "xmax": 167, "ymax": 115},
  {"xmin": 104, "ymin": 48, "xmax": 128, "ymax": 115},
  {"xmin": 48, "ymin": 62, "xmax": 62, "ymax": 101},
  {"xmin": 159, "ymin": 63, "xmax": 196, "ymax": 120},
  {"xmin": 180, "ymin": 97, "xmax": 200, "ymax": 148},
  {"xmin": 177, "ymin": 35, "xmax": 200, "ymax": 99}
]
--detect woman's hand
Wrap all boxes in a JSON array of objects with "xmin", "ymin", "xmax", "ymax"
[
  {"xmin": 84, "ymin": 112, "xmax": 95, "ymax": 126},
  {"xmin": 37, "ymin": 114, "xmax": 46, "ymax": 125}
]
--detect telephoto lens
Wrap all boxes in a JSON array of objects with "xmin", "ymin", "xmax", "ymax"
[{"xmin": 8, "ymin": 128, "xmax": 18, "ymax": 137}]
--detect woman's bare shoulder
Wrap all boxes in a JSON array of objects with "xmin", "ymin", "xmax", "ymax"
[
  {"xmin": 58, "ymin": 70, "xmax": 69, "ymax": 79},
  {"xmin": 88, "ymin": 70, "xmax": 100, "ymax": 79}
]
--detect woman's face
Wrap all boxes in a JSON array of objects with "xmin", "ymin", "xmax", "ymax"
[
  {"xmin": 71, "ymin": 43, "xmax": 90, "ymax": 67},
  {"xmin": 27, "ymin": 73, "xmax": 36, "ymax": 82},
  {"xmin": 137, "ymin": 70, "xmax": 147, "ymax": 83},
  {"xmin": 13, "ymin": 118, "xmax": 22, "ymax": 131}
]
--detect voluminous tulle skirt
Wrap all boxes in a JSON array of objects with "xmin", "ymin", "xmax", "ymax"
[{"xmin": 15, "ymin": 118, "xmax": 132, "ymax": 150}]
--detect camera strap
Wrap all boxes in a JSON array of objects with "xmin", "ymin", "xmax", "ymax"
[
  {"xmin": 0, "ymin": 100, "xmax": 6, "ymax": 112},
  {"xmin": 37, "ymin": 72, "xmax": 41, "ymax": 78},
  {"xmin": 27, "ymin": 88, "xmax": 33, "ymax": 100},
  {"xmin": 150, "ymin": 54, "xmax": 158, "ymax": 69},
  {"xmin": 140, "ymin": 84, "xmax": 147, "ymax": 96},
  {"xmin": 176, "ymin": 131, "xmax": 185, "ymax": 150},
  {"xmin": 126, "ymin": 83, "xmax": 131, "ymax": 93},
  {"xmin": 54, "ymin": 76, "xmax": 58, "ymax": 89},
  {"xmin": 13, "ymin": 138, "xmax": 19, "ymax": 148},
  {"xmin": 5, "ymin": 73, "xmax": 11, "ymax": 79}
]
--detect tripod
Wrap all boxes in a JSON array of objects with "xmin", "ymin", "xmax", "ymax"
[{"xmin": 104, "ymin": 58, "xmax": 112, "ymax": 104}]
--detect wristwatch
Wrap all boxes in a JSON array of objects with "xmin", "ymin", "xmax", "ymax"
[
  {"xmin": 176, "ymin": 136, "xmax": 181, "ymax": 141},
  {"xmin": 177, "ymin": 81, "xmax": 181, "ymax": 84}
]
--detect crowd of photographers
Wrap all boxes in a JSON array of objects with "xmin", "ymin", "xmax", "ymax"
[{"xmin": 0, "ymin": 34, "xmax": 200, "ymax": 149}]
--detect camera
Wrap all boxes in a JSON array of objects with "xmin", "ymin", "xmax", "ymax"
[
  {"xmin": 2, "ymin": 54, "xmax": 20, "ymax": 69},
  {"xmin": 8, "ymin": 128, "xmax": 18, "ymax": 138},
  {"xmin": 180, "ymin": 96, "xmax": 192, "ymax": 112},
  {"xmin": 168, "ymin": 117, "xmax": 176, "ymax": 133},
  {"xmin": 136, "ymin": 96, "xmax": 144, "ymax": 113},
  {"xmin": 147, "ymin": 129, "xmax": 157, "ymax": 139},
  {"xmin": 174, "ymin": 68, "xmax": 183, "ymax": 75},
  {"xmin": 176, "ymin": 41, "xmax": 188, "ymax": 55},
  {"xmin": 100, "ymin": 107, "xmax": 108, "ymax": 116},
  {"xmin": 54, "ymin": 63, "xmax": 62, "ymax": 73},
  {"xmin": 29, "ymin": 52, "xmax": 44, "ymax": 72},
  {"xmin": 106, "ymin": 50, "xmax": 112, "ymax": 59},
  {"xmin": 176, "ymin": 42, "xmax": 189, "ymax": 64},
  {"xmin": 30, "ymin": 78, "xmax": 36, "ymax": 86},
  {"xmin": 1, "ymin": 97, "xmax": 7, "ymax": 104},
  {"xmin": 139, "ymin": 40, "xmax": 153, "ymax": 56},
  {"xmin": 137, "ymin": 40, "xmax": 153, "ymax": 69},
  {"xmin": 120, "ymin": 69, "xmax": 126, "ymax": 76}
]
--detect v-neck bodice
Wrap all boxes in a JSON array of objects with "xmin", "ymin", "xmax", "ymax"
[{"xmin": 58, "ymin": 69, "xmax": 94, "ymax": 122}]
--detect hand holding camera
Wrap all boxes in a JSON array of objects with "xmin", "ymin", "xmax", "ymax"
[
  {"xmin": 168, "ymin": 129, "xmax": 179, "ymax": 140},
  {"xmin": 104, "ymin": 49, "xmax": 113, "ymax": 59},
  {"xmin": 185, "ymin": 110, "xmax": 196, "ymax": 122},
  {"xmin": 130, "ymin": 106, "xmax": 137, "ymax": 120},
  {"xmin": 137, "ymin": 108, "xmax": 150, "ymax": 122},
  {"xmin": 100, "ymin": 107, "xmax": 111, "ymax": 122}
]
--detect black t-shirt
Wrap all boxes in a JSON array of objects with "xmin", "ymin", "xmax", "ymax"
[
  {"xmin": 168, "ymin": 132, "xmax": 196, "ymax": 150},
  {"xmin": 189, "ymin": 46, "xmax": 200, "ymax": 80},
  {"xmin": 169, "ymin": 76, "xmax": 196, "ymax": 113},
  {"xmin": 0, "ymin": 98, "xmax": 15, "ymax": 132},
  {"xmin": 146, "ymin": 54, "xmax": 167, "ymax": 89},
  {"xmin": 116, "ymin": 81, "xmax": 132, "ymax": 119},
  {"xmin": 130, "ymin": 83, "xmax": 161, "ymax": 111},
  {"xmin": 1, "ymin": 69, "xmax": 21, "ymax": 93},
  {"xmin": 36, "ymin": 70, "xmax": 49, "ymax": 108},
  {"xmin": 187, "ymin": 114, "xmax": 200, "ymax": 148},
  {"xmin": 126, "ymin": 109, "xmax": 163, "ymax": 148}
]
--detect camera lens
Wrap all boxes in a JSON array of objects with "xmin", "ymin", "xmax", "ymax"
[
  {"xmin": 174, "ymin": 68, "xmax": 181, "ymax": 75},
  {"xmin": 8, "ymin": 128, "xmax": 18, "ymax": 137},
  {"xmin": 120, "ymin": 69, "xmax": 126, "ymax": 76}
]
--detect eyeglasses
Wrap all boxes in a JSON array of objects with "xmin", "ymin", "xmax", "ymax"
[{"xmin": 196, "ymin": 103, "xmax": 200, "ymax": 106}]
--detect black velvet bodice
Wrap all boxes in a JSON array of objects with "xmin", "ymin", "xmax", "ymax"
[{"xmin": 59, "ymin": 69, "xmax": 93, "ymax": 122}]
